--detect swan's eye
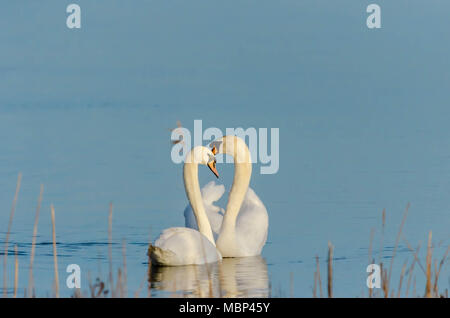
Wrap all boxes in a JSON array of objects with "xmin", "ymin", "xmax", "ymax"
[{"xmin": 209, "ymin": 141, "xmax": 222, "ymax": 153}]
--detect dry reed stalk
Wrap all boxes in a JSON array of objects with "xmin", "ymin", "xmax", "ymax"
[
  {"xmin": 314, "ymin": 255, "xmax": 323, "ymax": 298},
  {"xmin": 134, "ymin": 283, "xmax": 143, "ymax": 298},
  {"xmin": 425, "ymin": 231, "xmax": 432, "ymax": 298},
  {"xmin": 122, "ymin": 239, "xmax": 127, "ymax": 297},
  {"xmin": 134, "ymin": 274, "xmax": 147, "ymax": 298},
  {"xmin": 28, "ymin": 184, "xmax": 44, "ymax": 297},
  {"xmin": 405, "ymin": 263, "xmax": 415, "ymax": 298},
  {"xmin": 378, "ymin": 208, "xmax": 386, "ymax": 265},
  {"xmin": 405, "ymin": 244, "xmax": 420, "ymax": 297},
  {"xmin": 372, "ymin": 208, "xmax": 386, "ymax": 298},
  {"xmin": 433, "ymin": 260, "xmax": 438, "ymax": 297},
  {"xmin": 396, "ymin": 261, "xmax": 407, "ymax": 298},
  {"xmin": 433, "ymin": 246, "xmax": 449, "ymax": 296},
  {"xmin": 327, "ymin": 242, "xmax": 333, "ymax": 298},
  {"xmin": 51, "ymin": 204, "xmax": 59, "ymax": 297},
  {"xmin": 108, "ymin": 202, "xmax": 114, "ymax": 297},
  {"xmin": 14, "ymin": 245, "xmax": 18, "ymax": 298},
  {"xmin": 317, "ymin": 263, "xmax": 323, "ymax": 297},
  {"xmin": 380, "ymin": 262, "xmax": 389, "ymax": 298},
  {"xmin": 313, "ymin": 272, "xmax": 317, "ymax": 298},
  {"xmin": 386, "ymin": 203, "xmax": 410, "ymax": 295},
  {"xmin": 3, "ymin": 172, "xmax": 22, "ymax": 297},
  {"xmin": 403, "ymin": 238, "xmax": 426, "ymax": 274},
  {"xmin": 87, "ymin": 272, "xmax": 94, "ymax": 297},
  {"xmin": 116, "ymin": 268, "xmax": 123, "ymax": 298}
]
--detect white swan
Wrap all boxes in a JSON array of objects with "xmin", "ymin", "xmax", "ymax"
[
  {"xmin": 185, "ymin": 136, "xmax": 269, "ymax": 257},
  {"xmin": 148, "ymin": 146, "xmax": 222, "ymax": 266}
]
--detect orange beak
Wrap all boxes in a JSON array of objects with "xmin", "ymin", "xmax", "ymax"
[{"xmin": 207, "ymin": 161, "xmax": 219, "ymax": 178}]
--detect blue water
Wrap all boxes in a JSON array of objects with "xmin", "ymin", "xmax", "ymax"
[{"xmin": 0, "ymin": 1, "xmax": 449, "ymax": 297}]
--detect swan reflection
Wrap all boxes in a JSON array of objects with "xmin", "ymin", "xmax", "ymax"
[{"xmin": 148, "ymin": 256, "xmax": 269, "ymax": 297}]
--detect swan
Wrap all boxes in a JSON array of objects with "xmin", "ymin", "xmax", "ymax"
[
  {"xmin": 185, "ymin": 136, "xmax": 269, "ymax": 257},
  {"xmin": 148, "ymin": 146, "xmax": 222, "ymax": 266}
]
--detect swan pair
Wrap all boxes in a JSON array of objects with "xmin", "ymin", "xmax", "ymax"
[{"xmin": 148, "ymin": 135, "xmax": 269, "ymax": 266}]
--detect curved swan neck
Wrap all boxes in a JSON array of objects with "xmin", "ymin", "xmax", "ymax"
[
  {"xmin": 220, "ymin": 136, "xmax": 252, "ymax": 233},
  {"xmin": 183, "ymin": 152, "xmax": 216, "ymax": 245}
]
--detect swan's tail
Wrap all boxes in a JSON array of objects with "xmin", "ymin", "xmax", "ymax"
[{"xmin": 147, "ymin": 244, "xmax": 176, "ymax": 266}]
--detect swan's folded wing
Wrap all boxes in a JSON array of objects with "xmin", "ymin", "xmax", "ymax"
[
  {"xmin": 155, "ymin": 227, "xmax": 187, "ymax": 243},
  {"xmin": 235, "ymin": 187, "xmax": 269, "ymax": 256},
  {"xmin": 201, "ymin": 181, "xmax": 225, "ymax": 204},
  {"xmin": 184, "ymin": 181, "xmax": 225, "ymax": 236},
  {"xmin": 150, "ymin": 227, "xmax": 221, "ymax": 266}
]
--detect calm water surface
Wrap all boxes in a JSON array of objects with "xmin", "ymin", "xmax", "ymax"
[{"xmin": 0, "ymin": 1, "xmax": 449, "ymax": 297}]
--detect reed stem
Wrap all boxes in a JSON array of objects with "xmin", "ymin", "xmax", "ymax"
[
  {"xmin": 425, "ymin": 231, "xmax": 432, "ymax": 298},
  {"xmin": 3, "ymin": 173, "xmax": 22, "ymax": 297},
  {"xmin": 51, "ymin": 204, "xmax": 59, "ymax": 298},
  {"xmin": 327, "ymin": 242, "xmax": 333, "ymax": 298},
  {"xmin": 14, "ymin": 245, "xmax": 18, "ymax": 298},
  {"xmin": 108, "ymin": 202, "xmax": 114, "ymax": 297},
  {"xmin": 28, "ymin": 184, "xmax": 44, "ymax": 297}
]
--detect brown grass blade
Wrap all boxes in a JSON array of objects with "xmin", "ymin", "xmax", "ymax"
[
  {"xmin": 387, "ymin": 203, "xmax": 410, "ymax": 293},
  {"xmin": 28, "ymin": 184, "xmax": 44, "ymax": 297},
  {"xmin": 433, "ymin": 245, "xmax": 449, "ymax": 296},
  {"xmin": 405, "ymin": 243, "xmax": 420, "ymax": 298},
  {"xmin": 396, "ymin": 261, "xmax": 407, "ymax": 298},
  {"xmin": 3, "ymin": 172, "xmax": 22, "ymax": 297},
  {"xmin": 108, "ymin": 202, "xmax": 114, "ymax": 297},
  {"xmin": 314, "ymin": 255, "xmax": 323, "ymax": 298},
  {"xmin": 14, "ymin": 245, "xmax": 18, "ymax": 298},
  {"xmin": 425, "ymin": 231, "xmax": 432, "ymax": 298}
]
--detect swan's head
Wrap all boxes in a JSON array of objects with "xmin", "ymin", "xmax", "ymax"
[{"xmin": 186, "ymin": 146, "xmax": 219, "ymax": 178}]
